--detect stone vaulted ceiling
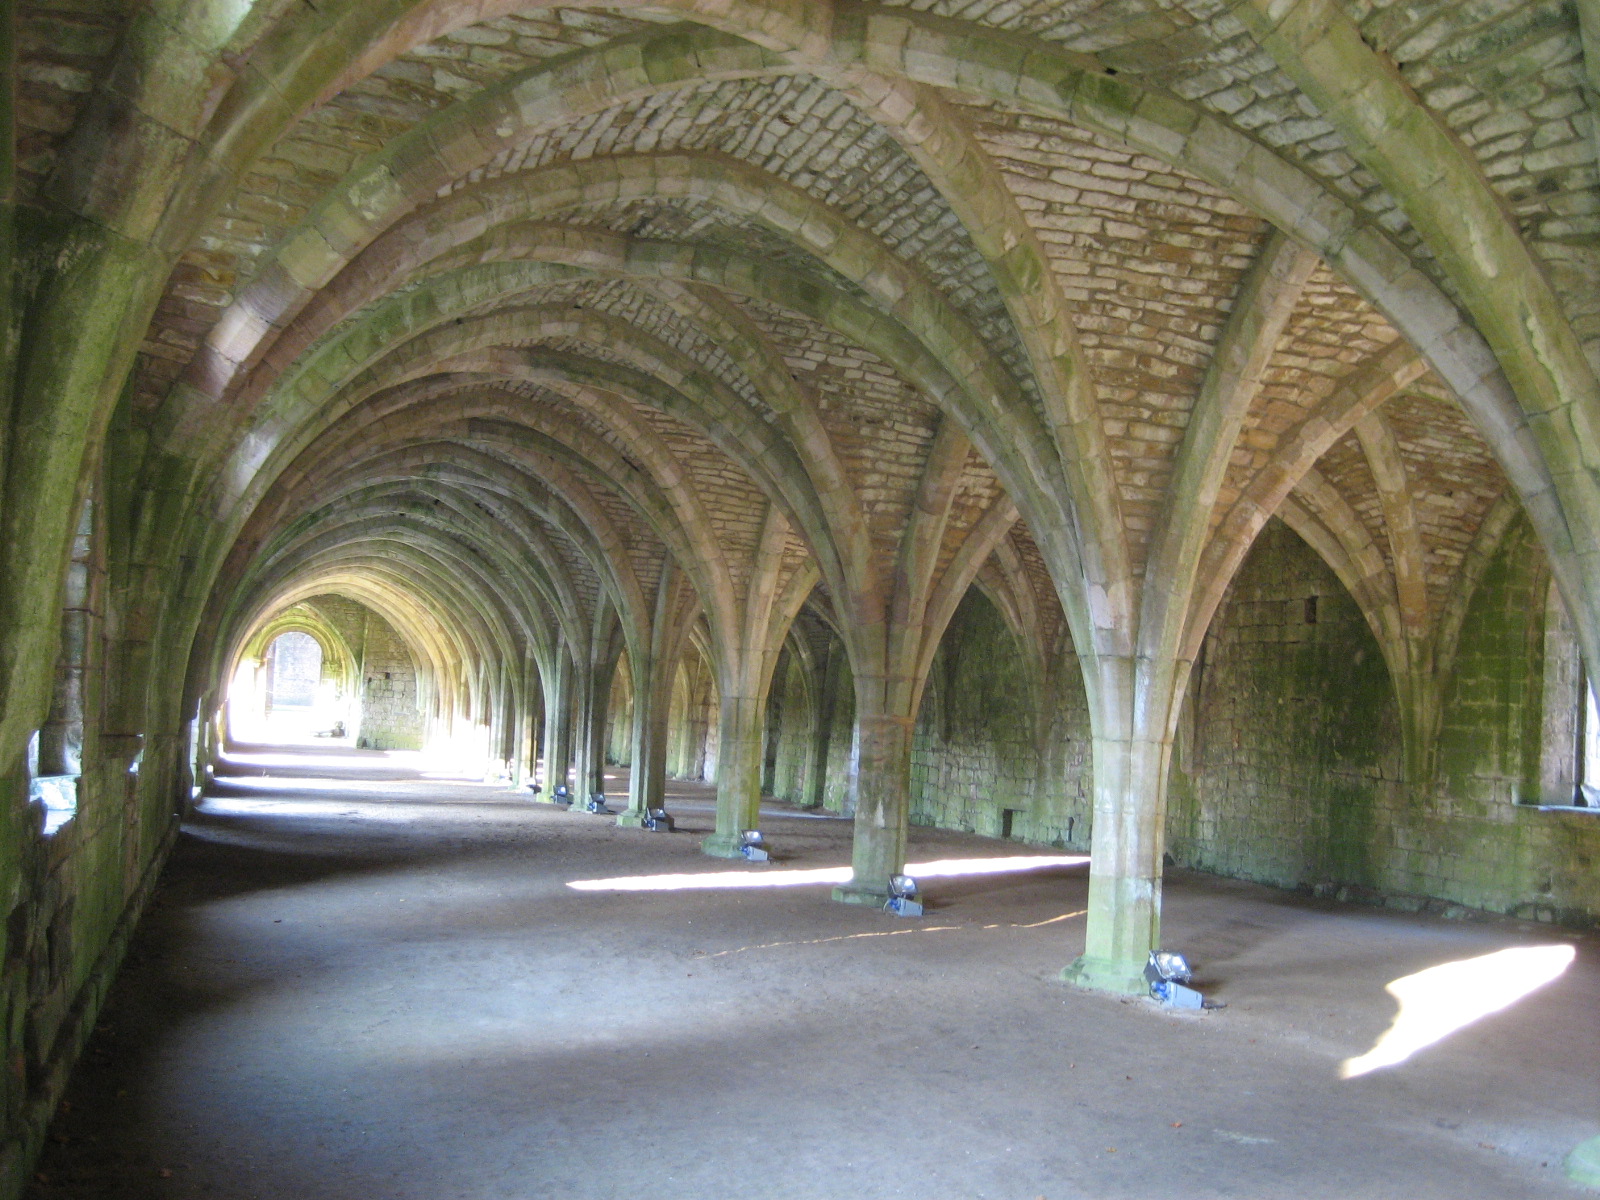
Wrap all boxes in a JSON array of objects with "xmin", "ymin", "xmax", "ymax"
[{"xmin": 4, "ymin": 0, "xmax": 1598, "ymax": 981}]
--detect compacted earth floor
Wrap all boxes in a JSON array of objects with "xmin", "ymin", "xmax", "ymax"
[{"xmin": 25, "ymin": 744, "xmax": 1600, "ymax": 1199}]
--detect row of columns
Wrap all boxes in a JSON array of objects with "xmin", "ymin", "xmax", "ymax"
[
  {"xmin": 522, "ymin": 620, "xmax": 1172, "ymax": 997},
  {"xmin": 528, "ymin": 634, "xmax": 920, "ymax": 904}
]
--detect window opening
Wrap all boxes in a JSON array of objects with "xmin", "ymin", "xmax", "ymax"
[{"xmin": 1581, "ymin": 672, "xmax": 1600, "ymax": 806}]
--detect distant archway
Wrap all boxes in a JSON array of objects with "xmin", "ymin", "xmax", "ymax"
[
  {"xmin": 264, "ymin": 631, "xmax": 323, "ymax": 734},
  {"xmin": 228, "ymin": 610, "xmax": 358, "ymax": 745}
]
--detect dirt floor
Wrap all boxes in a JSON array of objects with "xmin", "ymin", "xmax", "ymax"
[{"xmin": 24, "ymin": 745, "xmax": 1600, "ymax": 1199}]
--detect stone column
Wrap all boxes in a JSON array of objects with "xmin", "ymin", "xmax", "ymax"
[
  {"xmin": 569, "ymin": 664, "xmax": 606, "ymax": 806},
  {"xmin": 512, "ymin": 652, "xmax": 539, "ymax": 787},
  {"xmin": 492, "ymin": 661, "xmax": 517, "ymax": 780},
  {"xmin": 803, "ymin": 644, "xmax": 839, "ymax": 810},
  {"xmin": 1063, "ymin": 655, "xmax": 1175, "ymax": 995},
  {"xmin": 618, "ymin": 654, "xmax": 670, "ymax": 827},
  {"xmin": 540, "ymin": 653, "xmax": 572, "ymax": 799},
  {"xmin": 833, "ymin": 710, "xmax": 913, "ymax": 905},
  {"xmin": 702, "ymin": 690, "xmax": 764, "ymax": 857}
]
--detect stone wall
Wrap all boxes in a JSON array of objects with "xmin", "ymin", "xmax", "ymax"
[
  {"xmin": 301, "ymin": 596, "xmax": 424, "ymax": 752},
  {"xmin": 818, "ymin": 650, "xmax": 856, "ymax": 814},
  {"xmin": 1412, "ymin": 523, "xmax": 1600, "ymax": 923},
  {"xmin": 356, "ymin": 619, "xmax": 424, "ymax": 752},
  {"xmin": 604, "ymin": 657, "xmax": 633, "ymax": 768},
  {"xmin": 0, "ymin": 497, "xmax": 183, "ymax": 1192},
  {"xmin": 1167, "ymin": 520, "xmax": 1404, "ymax": 889},
  {"xmin": 762, "ymin": 648, "xmax": 809, "ymax": 804},
  {"xmin": 912, "ymin": 590, "xmax": 1032, "ymax": 834},
  {"xmin": 903, "ymin": 589, "xmax": 1092, "ymax": 848},
  {"xmin": 667, "ymin": 653, "xmax": 718, "ymax": 782},
  {"xmin": 743, "ymin": 520, "xmax": 1600, "ymax": 927},
  {"xmin": 754, "ymin": 594, "xmax": 1092, "ymax": 838},
  {"xmin": 1160, "ymin": 518, "xmax": 1600, "ymax": 924}
]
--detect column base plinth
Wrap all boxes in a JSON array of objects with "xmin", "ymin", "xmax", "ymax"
[
  {"xmin": 701, "ymin": 832, "xmax": 744, "ymax": 858},
  {"xmin": 1062, "ymin": 954, "xmax": 1149, "ymax": 997},
  {"xmin": 831, "ymin": 885, "xmax": 890, "ymax": 908}
]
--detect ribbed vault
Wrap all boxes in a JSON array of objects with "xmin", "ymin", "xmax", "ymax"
[{"xmin": 5, "ymin": 0, "xmax": 1598, "ymax": 1030}]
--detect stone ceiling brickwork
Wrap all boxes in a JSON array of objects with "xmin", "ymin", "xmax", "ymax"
[
  {"xmin": 2, "ymin": 0, "xmax": 1598, "ymax": 1075},
  {"xmin": 0, "ymin": 0, "xmax": 1591, "ymax": 883},
  {"xmin": 13, "ymin": 2, "xmax": 1558, "ymax": 741}
]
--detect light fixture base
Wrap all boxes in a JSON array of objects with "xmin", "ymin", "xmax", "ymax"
[{"xmin": 885, "ymin": 895, "xmax": 923, "ymax": 918}]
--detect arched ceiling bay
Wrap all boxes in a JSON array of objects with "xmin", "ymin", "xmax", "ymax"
[{"xmin": 17, "ymin": 0, "xmax": 1593, "ymax": 740}]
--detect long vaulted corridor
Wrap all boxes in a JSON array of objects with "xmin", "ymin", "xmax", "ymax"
[
  {"xmin": 23, "ymin": 746, "xmax": 1600, "ymax": 1200},
  {"xmin": 6, "ymin": 0, "xmax": 1600, "ymax": 1193}
]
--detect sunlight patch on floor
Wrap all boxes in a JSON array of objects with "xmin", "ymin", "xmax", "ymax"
[
  {"xmin": 1341, "ymin": 943, "xmax": 1576, "ymax": 1078},
  {"xmin": 221, "ymin": 749, "xmax": 400, "ymax": 770},
  {"xmin": 703, "ymin": 909, "xmax": 1089, "ymax": 957},
  {"xmin": 566, "ymin": 854, "xmax": 1088, "ymax": 892}
]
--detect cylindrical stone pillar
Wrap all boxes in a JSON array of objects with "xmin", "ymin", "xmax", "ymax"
[
  {"xmin": 833, "ymin": 711, "xmax": 913, "ymax": 905},
  {"xmin": 702, "ymin": 690, "xmax": 764, "ymax": 858},
  {"xmin": 1063, "ymin": 729, "xmax": 1172, "ymax": 994}
]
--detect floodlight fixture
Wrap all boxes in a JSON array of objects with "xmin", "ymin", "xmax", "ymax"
[
  {"xmin": 1145, "ymin": 949, "xmax": 1208, "ymax": 1009},
  {"xmin": 1144, "ymin": 950, "xmax": 1192, "ymax": 985},
  {"xmin": 552, "ymin": 784, "xmax": 572, "ymax": 805},
  {"xmin": 642, "ymin": 807, "xmax": 675, "ymax": 832},
  {"xmin": 885, "ymin": 873, "xmax": 923, "ymax": 917},
  {"xmin": 738, "ymin": 829, "xmax": 769, "ymax": 862},
  {"xmin": 585, "ymin": 792, "xmax": 612, "ymax": 814}
]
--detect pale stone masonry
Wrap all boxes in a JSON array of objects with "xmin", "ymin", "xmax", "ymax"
[{"xmin": 3, "ymin": 1, "xmax": 1600, "ymax": 1192}]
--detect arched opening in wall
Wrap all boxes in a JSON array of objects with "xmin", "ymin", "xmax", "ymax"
[
  {"xmin": 761, "ymin": 638, "xmax": 814, "ymax": 804},
  {"xmin": 34, "ymin": 494, "xmax": 97, "ymax": 835},
  {"xmin": 606, "ymin": 652, "xmax": 635, "ymax": 770},
  {"xmin": 1166, "ymin": 518, "xmax": 1403, "ymax": 891},
  {"xmin": 667, "ymin": 629, "xmax": 719, "ymax": 782},
  {"xmin": 752, "ymin": 607, "xmax": 853, "ymax": 813},
  {"xmin": 910, "ymin": 586, "xmax": 1047, "ymax": 841},
  {"xmin": 224, "ymin": 602, "xmax": 369, "ymax": 748},
  {"xmin": 252, "ymin": 632, "xmax": 340, "ymax": 743},
  {"xmin": 1582, "ymin": 687, "xmax": 1599, "ymax": 803}
]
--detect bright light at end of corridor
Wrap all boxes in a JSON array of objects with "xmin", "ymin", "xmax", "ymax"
[
  {"xmin": 1340, "ymin": 943, "xmax": 1575, "ymax": 1078},
  {"xmin": 566, "ymin": 854, "xmax": 1087, "ymax": 892},
  {"xmin": 223, "ymin": 750, "xmax": 400, "ymax": 770}
]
